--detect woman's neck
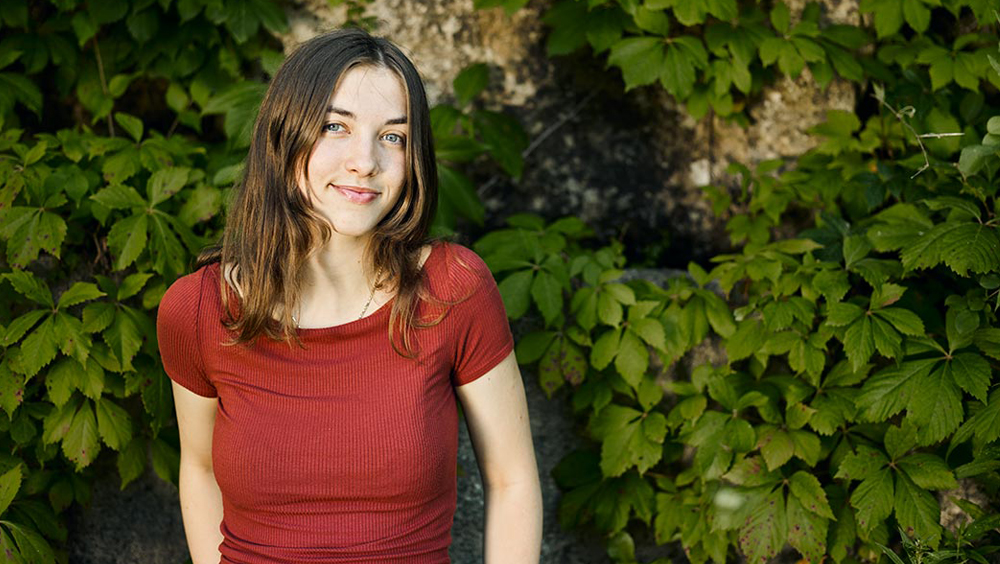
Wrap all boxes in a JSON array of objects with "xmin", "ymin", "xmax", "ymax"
[{"xmin": 295, "ymin": 235, "xmax": 384, "ymax": 327}]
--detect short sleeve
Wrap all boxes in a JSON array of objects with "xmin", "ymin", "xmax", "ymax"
[
  {"xmin": 444, "ymin": 245, "xmax": 515, "ymax": 387},
  {"xmin": 156, "ymin": 268, "xmax": 217, "ymax": 398}
]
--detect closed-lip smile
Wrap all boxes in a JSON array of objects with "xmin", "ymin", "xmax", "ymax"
[
  {"xmin": 333, "ymin": 184, "xmax": 379, "ymax": 193},
  {"xmin": 333, "ymin": 184, "xmax": 381, "ymax": 203}
]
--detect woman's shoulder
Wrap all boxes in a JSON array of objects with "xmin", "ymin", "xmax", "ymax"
[
  {"xmin": 159, "ymin": 262, "xmax": 221, "ymax": 317},
  {"xmin": 422, "ymin": 241, "xmax": 494, "ymax": 300},
  {"xmin": 424, "ymin": 241, "xmax": 491, "ymax": 278}
]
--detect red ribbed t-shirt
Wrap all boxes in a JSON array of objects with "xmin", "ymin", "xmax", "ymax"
[{"xmin": 156, "ymin": 243, "xmax": 513, "ymax": 564}]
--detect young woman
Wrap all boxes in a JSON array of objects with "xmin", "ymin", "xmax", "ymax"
[{"xmin": 156, "ymin": 28, "xmax": 542, "ymax": 564}]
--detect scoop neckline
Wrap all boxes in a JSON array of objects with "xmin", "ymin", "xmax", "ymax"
[{"xmin": 292, "ymin": 242, "xmax": 442, "ymax": 336}]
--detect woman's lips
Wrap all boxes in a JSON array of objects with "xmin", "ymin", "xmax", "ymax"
[{"xmin": 334, "ymin": 185, "xmax": 379, "ymax": 204}]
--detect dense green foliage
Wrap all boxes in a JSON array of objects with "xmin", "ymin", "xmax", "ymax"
[
  {"xmin": 0, "ymin": 0, "xmax": 524, "ymax": 561},
  {"xmin": 467, "ymin": 0, "xmax": 1000, "ymax": 562}
]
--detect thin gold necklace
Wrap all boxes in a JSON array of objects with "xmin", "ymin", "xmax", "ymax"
[
  {"xmin": 358, "ymin": 267, "xmax": 382, "ymax": 319},
  {"xmin": 293, "ymin": 267, "xmax": 382, "ymax": 326}
]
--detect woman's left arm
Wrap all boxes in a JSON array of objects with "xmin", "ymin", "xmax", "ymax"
[{"xmin": 456, "ymin": 350, "xmax": 543, "ymax": 564}]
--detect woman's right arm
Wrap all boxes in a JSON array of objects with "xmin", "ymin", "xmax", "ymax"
[{"xmin": 173, "ymin": 381, "xmax": 224, "ymax": 564}]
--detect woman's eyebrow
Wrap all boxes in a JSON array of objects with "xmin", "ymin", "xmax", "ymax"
[{"xmin": 327, "ymin": 106, "xmax": 407, "ymax": 126}]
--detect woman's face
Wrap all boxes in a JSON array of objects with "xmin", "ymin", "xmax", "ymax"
[{"xmin": 299, "ymin": 65, "xmax": 409, "ymax": 240}]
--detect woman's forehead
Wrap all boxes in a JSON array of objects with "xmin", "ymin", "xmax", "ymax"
[{"xmin": 326, "ymin": 66, "xmax": 407, "ymax": 119}]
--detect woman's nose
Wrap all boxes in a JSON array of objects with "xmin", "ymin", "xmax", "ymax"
[{"xmin": 344, "ymin": 136, "xmax": 378, "ymax": 177}]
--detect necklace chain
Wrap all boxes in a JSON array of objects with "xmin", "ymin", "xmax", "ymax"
[
  {"xmin": 292, "ymin": 267, "xmax": 382, "ymax": 327},
  {"xmin": 358, "ymin": 267, "xmax": 381, "ymax": 319}
]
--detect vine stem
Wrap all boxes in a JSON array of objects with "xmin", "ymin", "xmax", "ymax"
[
  {"xmin": 92, "ymin": 36, "xmax": 115, "ymax": 138},
  {"xmin": 478, "ymin": 90, "xmax": 598, "ymax": 197},
  {"xmin": 872, "ymin": 84, "xmax": 962, "ymax": 179}
]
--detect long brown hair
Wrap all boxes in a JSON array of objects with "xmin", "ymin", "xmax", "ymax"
[{"xmin": 197, "ymin": 28, "xmax": 438, "ymax": 352}]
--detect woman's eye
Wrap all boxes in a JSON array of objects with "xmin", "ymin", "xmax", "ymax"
[
  {"xmin": 382, "ymin": 133, "xmax": 405, "ymax": 145},
  {"xmin": 322, "ymin": 123, "xmax": 344, "ymax": 133}
]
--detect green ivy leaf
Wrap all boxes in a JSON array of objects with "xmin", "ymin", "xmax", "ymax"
[
  {"xmin": 56, "ymin": 282, "xmax": 105, "ymax": 310},
  {"xmin": 151, "ymin": 437, "xmax": 180, "ymax": 484},
  {"xmin": 45, "ymin": 359, "xmax": 76, "ymax": 408},
  {"xmin": 51, "ymin": 311, "xmax": 91, "ymax": 366},
  {"xmin": 142, "ymin": 368, "xmax": 173, "ymax": 434},
  {"xmin": 826, "ymin": 302, "xmax": 864, "ymax": 326},
  {"xmin": 660, "ymin": 39, "xmax": 704, "ymax": 99},
  {"xmin": 591, "ymin": 404, "xmax": 665, "ymax": 477},
  {"xmin": 0, "ymin": 464, "xmax": 22, "ymax": 518},
  {"xmin": 147, "ymin": 167, "xmax": 189, "ymax": 206},
  {"xmin": 473, "ymin": 110, "xmax": 528, "ymax": 180},
  {"xmin": 789, "ymin": 471, "xmax": 836, "ymax": 519},
  {"xmin": 95, "ymin": 398, "xmax": 132, "ymax": 451},
  {"xmin": 909, "ymin": 362, "xmax": 963, "ymax": 446},
  {"xmin": 851, "ymin": 467, "xmax": 893, "ymax": 532},
  {"xmin": 770, "ymin": 1, "xmax": 791, "ymax": 34},
  {"xmin": 82, "ymin": 302, "xmax": 115, "ymax": 334},
  {"xmin": 90, "ymin": 184, "xmax": 146, "ymax": 210},
  {"xmin": 902, "ymin": 0, "xmax": 931, "ymax": 33},
  {"xmin": 786, "ymin": 492, "xmax": 829, "ymax": 564},
  {"xmin": 829, "ymin": 496, "xmax": 858, "ymax": 563},
  {"xmin": 6, "ymin": 519, "xmax": 56, "ymax": 564},
  {"xmin": 893, "ymin": 471, "xmax": 942, "ymax": 545},
  {"xmin": 2, "ymin": 270, "xmax": 52, "ymax": 308},
  {"xmin": 702, "ymin": 292, "xmax": 736, "ymax": 338},
  {"xmin": 148, "ymin": 213, "xmax": 186, "ymax": 275},
  {"xmin": 870, "ymin": 316, "xmax": 902, "ymax": 359},
  {"xmin": 961, "ymin": 388, "xmax": 1000, "ymax": 444},
  {"xmin": 809, "ymin": 389, "xmax": 856, "ymax": 435},
  {"xmin": 860, "ymin": 0, "xmax": 904, "ymax": 38},
  {"xmin": 103, "ymin": 307, "xmax": 141, "ymax": 372},
  {"xmin": 591, "ymin": 328, "xmax": 621, "ymax": 370},
  {"xmin": 901, "ymin": 221, "xmax": 1000, "ymax": 276},
  {"xmin": 126, "ymin": 8, "xmax": 159, "ymax": 43},
  {"xmin": 17, "ymin": 316, "xmax": 58, "ymax": 377},
  {"xmin": 597, "ymin": 291, "xmax": 623, "ymax": 327},
  {"xmin": 498, "ymin": 270, "xmax": 533, "ymax": 319},
  {"xmin": 757, "ymin": 425, "xmax": 795, "ymax": 470},
  {"xmin": 178, "ymin": 184, "xmax": 224, "ymax": 225},
  {"xmin": 531, "ymin": 271, "xmax": 562, "ymax": 327},
  {"xmin": 615, "ymin": 330, "xmax": 648, "ymax": 388},
  {"xmin": 835, "ymin": 445, "xmax": 888, "ymax": 482},
  {"xmin": 947, "ymin": 352, "xmax": 990, "ymax": 403},
  {"xmin": 2, "ymin": 310, "xmax": 44, "ymax": 348},
  {"xmin": 0, "ymin": 362, "xmax": 24, "ymax": 418},
  {"xmin": 810, "ymin": 270, "xmax": 849, "ymax": 305},
  {"xmin": 62, "ymin": 400, "xmax": 99, "ymax": 470},
  {"xmin": 856, "ymin": 358, "xmax": 936, "ymax": 422},
  {"xmin": 872, "ymin": 307, "xmax": 924, "ymax": 337},
  {"xmin": 107, "ymin": 213, "xmax": 148, "ymax": 271},
  {"xmin": 117, "ymin": 438, "xmax": 145, "ymax": 490},
  {"xmin": 897, "ymin": 454, "xmax": 957, "ymax": 490},
  {"xmin": 608, "ymin": 37, "xmax": 666, "ymax": 91},
  {"xmin": 113, "ymin": 112, "xmax": 143, "ymax": 143},
  {"xmin": 632, "ymin": 317, "xmax": 667, "ymax": 351},
  {"xmin": 791, "ymin": 430, "xmax": 822, "ymax": 466},
  {"xmin": 959, "ymin": 144, "xmax": 1000, "ymax": 176},
  {"xmin": 727, "ymin": 319, "xmax": 767, "ymax": 362},
  {"xmin": 739, "ymin": 488, "xmax": 787, "ymax": 564},
  {"xmin": 516, "ymin": 330, "xmax": 556, "ymax": 364},
  {"xmin": 3, "ymin": 207, "xmax": 68, "ymax": 267},
  {"xmin": 843, "ymin": 316, "xmax": 875, "ymax": 372},
  {"xmin": 453, "ymin": 63, "xmax": 489, "ymax": 107}
]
